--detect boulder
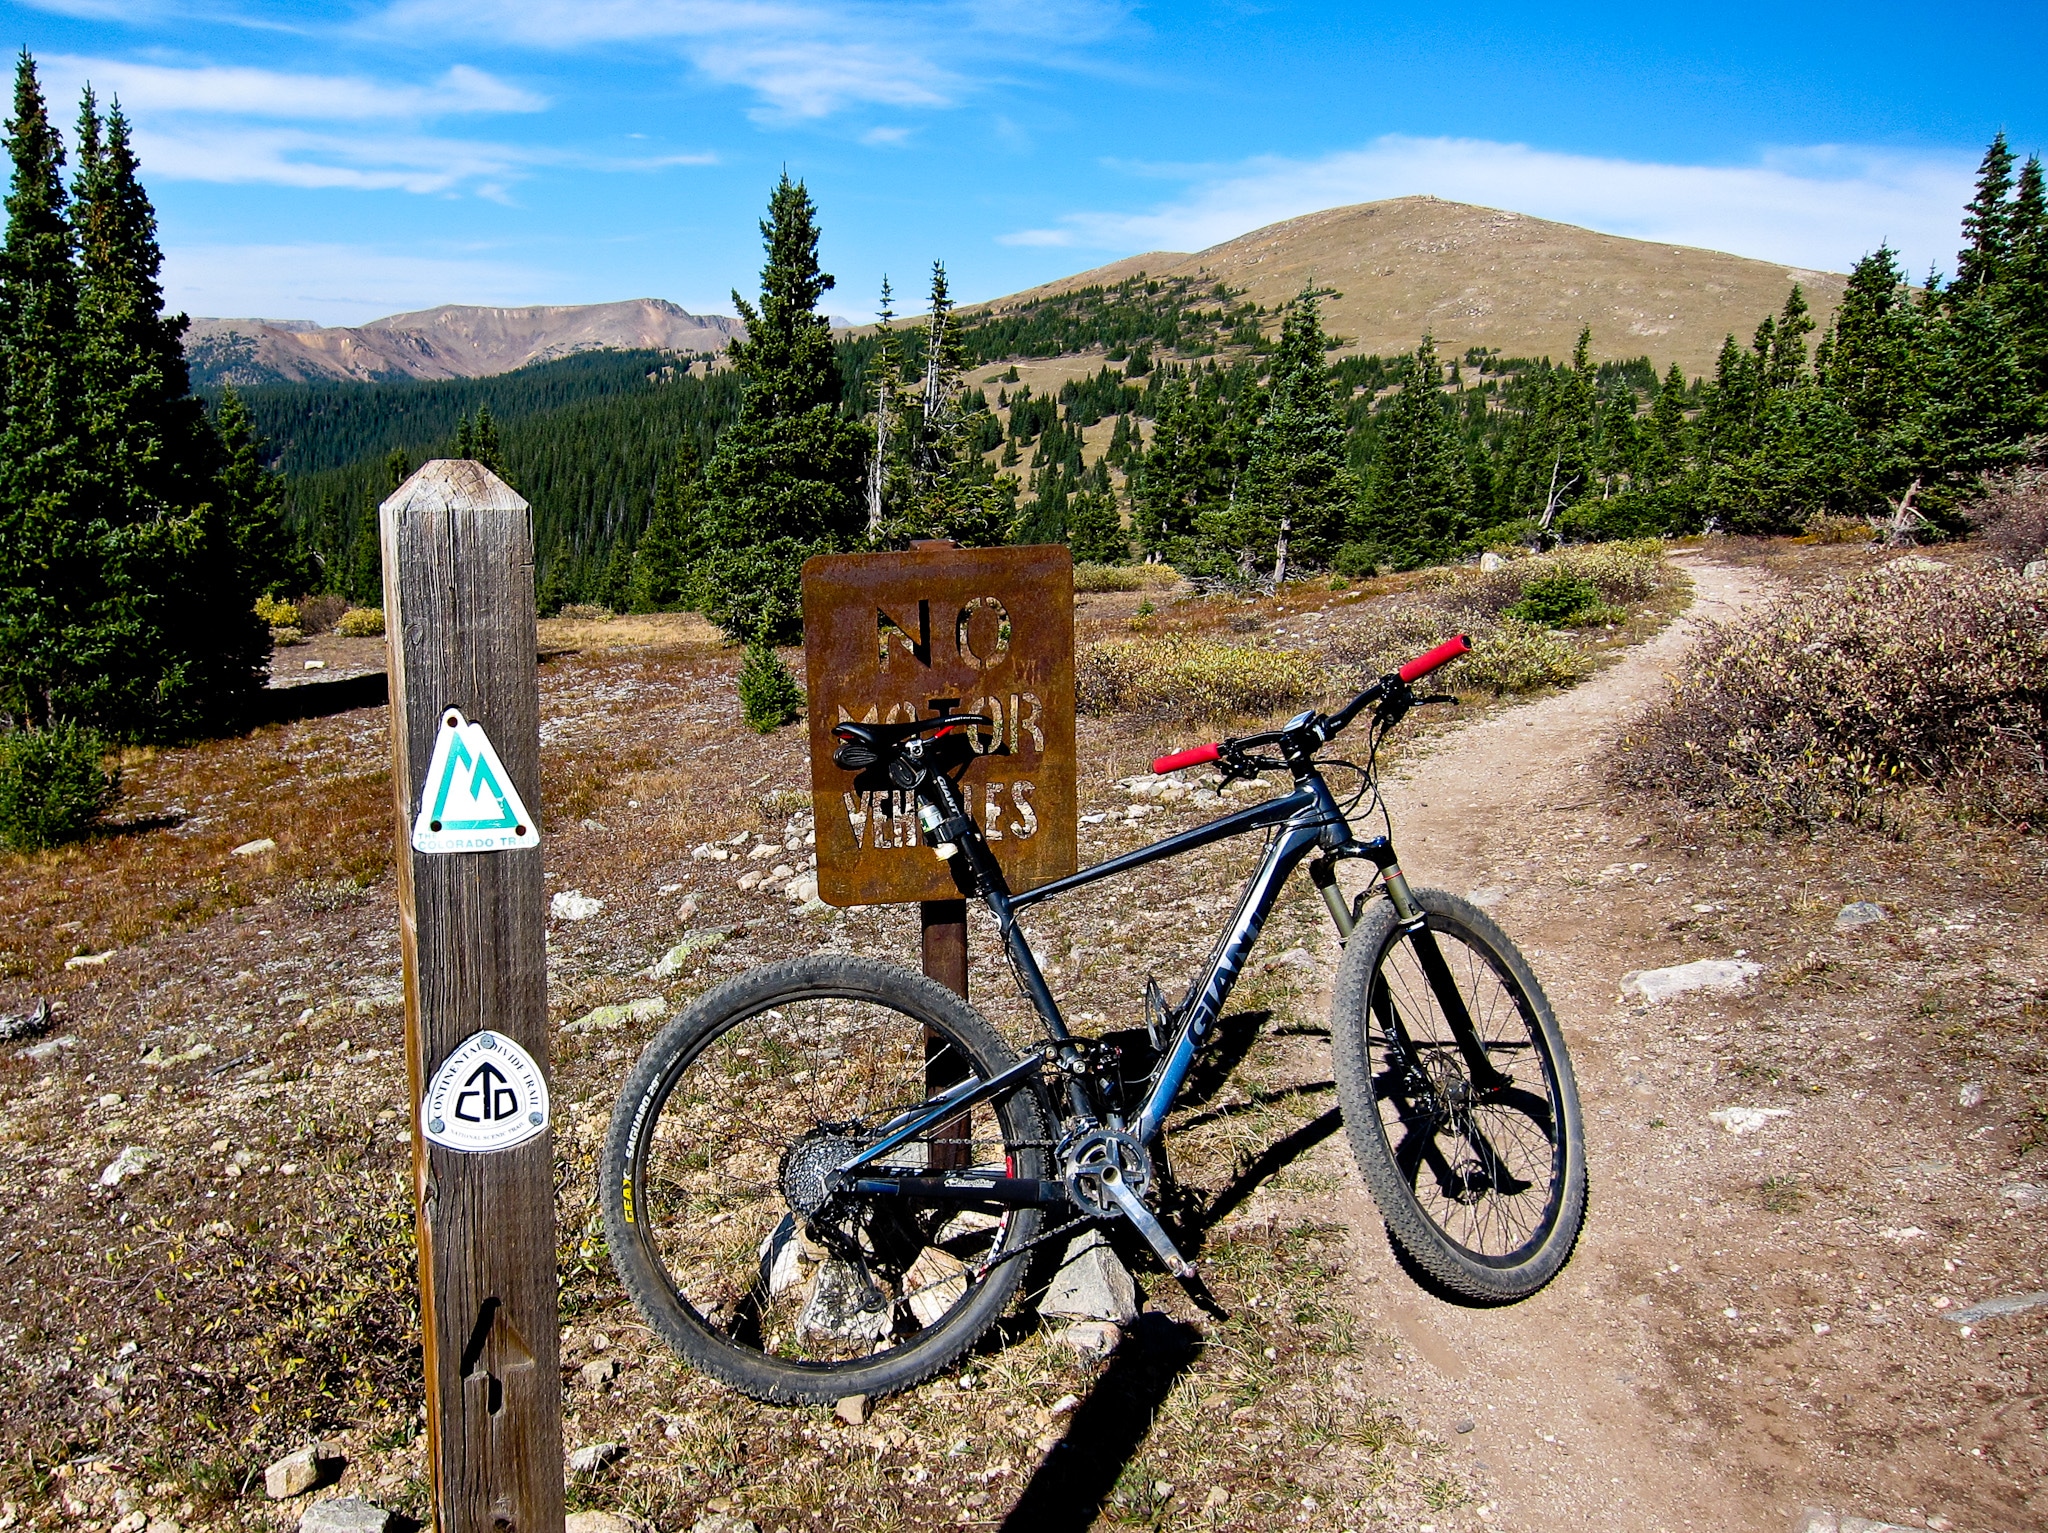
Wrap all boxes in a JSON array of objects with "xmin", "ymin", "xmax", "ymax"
[
  {"xmin": 265, "ymin": 1443, "xmax": 343, "ymax": 1500},
  {"xmin": 1038, "ymin": 1229, "xmax": 1139, "ymax": 1323},
  {"xmin": 567, "ymin": 1441, "xmax": 626, "ymax": 1474},
  {"xmin": 1833, "ymin": 901, "xmax": 1887, "ymax": 931}
]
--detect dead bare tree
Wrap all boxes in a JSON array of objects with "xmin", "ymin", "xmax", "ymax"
[{"xmin": 1872, "ymin": 476, "xmax": 1928, "ymax": 547}]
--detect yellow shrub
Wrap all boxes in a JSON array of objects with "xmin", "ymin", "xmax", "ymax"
[
  {"xmin": 337, "ymin": 607, "xmax": 386, "ymax": 638},
  {"xmin": 1074, "ymin": 562, "xmax": 1184, "ymax": 593},
  {"xmin": 254, "ymin": 594, "xmax": 300, "ymax": 629},
  {"xmin": 1078, "ymin": 636, "xmax": 1327, "ymax": 720}
]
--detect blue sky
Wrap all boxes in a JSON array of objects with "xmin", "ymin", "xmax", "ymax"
[{"xmin": 7, "ymin": 1, "xmax": 2042, "ymax": 324}]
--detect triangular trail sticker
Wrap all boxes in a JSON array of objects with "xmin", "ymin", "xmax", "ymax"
[{"xmin": 412, "ymin": 708, "xmax": 539, "ymax": 854}]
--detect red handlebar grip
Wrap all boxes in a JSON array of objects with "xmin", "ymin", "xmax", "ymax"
[
  {"xmin": 1152, "ymin": 742, "xmax": 1221, "ymax": 774},
  {"xmin": 1398, "ymin": 634, "xmax": 1471, "ymax": 683}
]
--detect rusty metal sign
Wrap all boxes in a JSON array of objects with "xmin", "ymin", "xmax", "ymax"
[{"xmin": 803, "ymin": 543, "xmax": 1076, "ymax": 907}]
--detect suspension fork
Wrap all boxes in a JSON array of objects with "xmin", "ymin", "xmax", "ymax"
[{"xmin": 1317, "ymin": 840, "xmax": 1512, "ymax": 1095}]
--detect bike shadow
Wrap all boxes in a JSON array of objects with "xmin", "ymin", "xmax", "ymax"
[{"xmin": 997, "ymin": 1311, "xmax": 1203, "ymax": 1532}]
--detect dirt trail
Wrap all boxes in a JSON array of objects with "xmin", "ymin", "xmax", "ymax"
[{"xmin": 1306, "ymin": 558, "xmax": 1785, "ymax": 1532}]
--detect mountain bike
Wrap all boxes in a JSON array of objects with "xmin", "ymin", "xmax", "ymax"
[{"xmin": 601, "ymin": 634, "xmax": 1586, "ymax": 1403}]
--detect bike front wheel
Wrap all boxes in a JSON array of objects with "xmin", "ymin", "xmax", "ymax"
[
  {"xmin": 602, "ymin": 954, "xmax": 1052, "ymax": 1403},
  {"xmin": 1330, "ymin": 888, "xmax": 1586, "ymax": 1302}
]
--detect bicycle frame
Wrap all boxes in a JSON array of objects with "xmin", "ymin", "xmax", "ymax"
[{"xmin": 852, "ymin": 760, "xmax": 1412, "ymax": 1170}]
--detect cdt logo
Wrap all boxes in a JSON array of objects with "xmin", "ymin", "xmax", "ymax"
[{"xmin": 420, "ymin": 1032, "xmax": 551, "ymax": 1153}]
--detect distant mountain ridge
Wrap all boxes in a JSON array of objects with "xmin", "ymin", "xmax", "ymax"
[
  {"xmin": 186, "ymin": 298, "xmax": 743, "ymax": 387},
  {"xmin": 976, "ymin": 197, "xmax": 1849, "ymax": 375}
]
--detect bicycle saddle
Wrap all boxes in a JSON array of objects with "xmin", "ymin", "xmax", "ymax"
[{"xmin": 832, "ymin": 713, "xmax": 990, "ymax": 770}]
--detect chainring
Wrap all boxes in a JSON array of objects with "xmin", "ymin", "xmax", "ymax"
[{"xmin": 1061, "ymin": 1126, "xmax": 1153, "ymax": 1219}]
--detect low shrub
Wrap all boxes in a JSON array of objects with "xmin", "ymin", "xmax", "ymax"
[
  {"xmin": 554, "ymin": 603, "xmax": 615, "ymax": 622},
  {"xmin": 337, "ymin": 606, "xmax": 386, "ymax": 638},
  {"xmin": 0, "ymin": 722, "xmax": 120, "ymax": 851},
  {"xmin": 254, "ymin": 594, "xmax": 300, "ymax": 629},
  {"xmin": 1457, "ymin": 620, "xmax": 1596, "ymax": 693},
  {"xmin": 738, "ymin": 636, "xmax": 804, "ymax": 731},
  {"xmin": 1803, "ymin": 512, "xmax": 1877, "ymax": 545},
  {"xmin": 1505, "ymin": 571, "xmax": 1606, "ymax": 626},
  {"xmin": 1078, "ymin": 636, "xmax": 1327, "ymax": 720},
  {"xmin": 1968, "ymin": 464, "xmax": 2048, "ymax": 568},
  {"xmin": 1614, "ymin": 563, "xmax": 2048, "ymax": 830},
  {"xmin": 1074, "ymin": 562, "xmax": 1183, "ymax": 593},
  {"xmin": 296, "ymin": 593, "xmax": 348, "ymax": 634}
]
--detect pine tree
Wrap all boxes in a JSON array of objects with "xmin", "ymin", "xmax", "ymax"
[
  {"xmin": 1954, "ymin": 132, "xmax": 2016, "ymax": 295},
  {"xmin": 1764, "ymin": 285, "xmax": 1814, "ymax": 390},
  {"xmin": 1066, "ymin": 488, "xmax": 1126, "ymax": 563},
  {"xmin": 1212, "ymin": 289, "xmax": 1354, "ymax": 579},
  {"xmin": 864, "ymin": 276, "xmax": 898, "ymax": 533},
  {"xmin": 0, "ymin": 51, "xmax": 88, "ymax": 730},
  {"xmin": 1353, "ymin": 334, "xmax": 1471, "ymax": 567},
  {"xmin": 1642, "ymin": 363, "xmax": 1690, "ymax": 484},
  {"xmin": 698, "ymin": 175, "xmax": 865, "ymax": 642},
  {"xmin": 212, "ymin": 386, "xmax": 300, "ymax": 598},
  {"xmin": 629, "ymin": 444, "xmax": 705, "ymax": 611},
  {"xmin": 2001, "ymin": 156, "xmax": 2048, "ymax": 400}
]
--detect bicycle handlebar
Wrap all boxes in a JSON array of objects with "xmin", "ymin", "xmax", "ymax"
[
  {"xmin": 1398, "ymin": 633, "xmax": 1470, "ymax": 682},
  {"xmin": 1151, "ymin": 633, "xmax": 1470, "ymax": 774},
  {"xmin": 1150, "ymin": 742, "xmax": 1221, "ymax": 774}
]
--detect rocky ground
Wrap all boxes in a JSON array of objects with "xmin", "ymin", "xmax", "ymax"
[{"xmin": 1, "ymin": 543, "xmax": 2041, "ymax": 1533}]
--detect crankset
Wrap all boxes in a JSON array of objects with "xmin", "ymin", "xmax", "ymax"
[{"xmin": 1060, "ymin": 1127, "xmax": 1195, "ymax": 1280}]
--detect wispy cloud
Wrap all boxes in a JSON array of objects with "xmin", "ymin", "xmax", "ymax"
[
  {"xmin": 36, "ymin": 54, "xmax": 707, "ymax": 198},
  {"xmin": 162, "ymin": 241, "xmax": 554, "ymax": 324},
  {"xmin": 1002, "ymin": 134, "xmax": 1979, "ymax": 276},
  {"xmin": 376, "ymin": 0, "xmax": 1127, "ymax": 122},
  {"xmin": 45, "ymin": 56, "xmax": 545, "ymax": 120}
]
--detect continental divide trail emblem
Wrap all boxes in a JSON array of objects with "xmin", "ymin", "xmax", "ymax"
[
  {"xmin": 411, "ymin": 707, "xmax": 538, "ymax": 854},
  {"xmin": 420, "ymin": 1031, "xmax": 551, "ymax": 1153}
]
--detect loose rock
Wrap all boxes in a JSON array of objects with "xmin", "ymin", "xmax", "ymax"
[
  {"xmin": 1707, "ymin": 1106, "xmax": 1791, "ymax": 1136},
  {"xmin": 232, "ymin": 838, "xmax": 276, "ymax": 857},
  {"xmin": 298, "ymin": 1497, "xmax": 393, "ymax": 1533},
  {"xmin": 1832, "ymin": 901, "xmax": 1887, "ymax": 931},
  {"xmin": 1620, "ymin": 958, "xmax": 1762, "ymax": 1004},
  {"xmin": 1038, "ymin": 1229, "xmax": 1139, "ymax": 1323},
  {"xmin": 98, "ymin": 1146, "xmax": 157, "ymax": 1187},
  {"xmin": 689, "ymin": 1515, "xmax": 759, "ymax": 1533},
  {"xmin": 567, "ymin": 1441, "xmax": 626, "ymax": 1474},
  {"xmin": 265, "ymin": 1443, "xmax": 343, "ymax": 1500},
  {"xmin": 64, "ymin": 951, "xmax": 115, "ymax": 970},
  {"xmin": 1055, "ymin": 1320, "xmax": 1122, "ymax": 1357},
  {"xmin": 551, "ymin": 890, "xmax": 604, "ymax": 921},
  {"xmin": 579, "ymin": 1357, "xmax": 620, "ymax": 1388},
  {"xmin": 646, "ymin": 930, "xmax": 728, "ymax": 978},
  {"xmin": 1958, "ymin": 1082, "xmax": 1985, "ymax": 1107},
  {"xmin": 835, "ymin": 1394, "xmax": 868, "ymax": 1426},
  {"xmin": 564, "ymin": 1514, "xmax": 638, "ymax": 1533}
]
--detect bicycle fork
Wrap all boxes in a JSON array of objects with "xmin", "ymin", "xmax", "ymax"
[{"xmin": 1313, "ymin": 843, "xmax": 1513, "ymax": 1095}]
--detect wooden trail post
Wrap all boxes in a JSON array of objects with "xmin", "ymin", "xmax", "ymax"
[{"xmin": 382, "ymin": 460, "xmax": 564, "ymax": 1533}]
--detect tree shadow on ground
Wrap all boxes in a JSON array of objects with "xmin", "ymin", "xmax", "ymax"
[{"xmin": 998, "ymin": 1311, "xmax": 1204, "ymax": 1533}]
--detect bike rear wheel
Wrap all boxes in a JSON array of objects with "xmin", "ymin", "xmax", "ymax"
[
  {"xmin": 1331, "ymin": 888, "xmax": 1586, "ymax": 1301},
  {"xmin": 602, "ymin": 954, "xmax": 1051, "ymax": 1403}
]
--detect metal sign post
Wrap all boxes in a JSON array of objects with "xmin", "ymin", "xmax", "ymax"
[{"xmin": 382, "ymin": 460, "xmax": 564, "ymax": 1533}]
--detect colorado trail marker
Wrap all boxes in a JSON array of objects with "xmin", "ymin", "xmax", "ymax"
[{"xmin": 412, "ymin": 708, "xmax": 537, "ymax": 853}]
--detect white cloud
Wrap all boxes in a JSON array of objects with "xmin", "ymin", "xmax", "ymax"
[
  {"xmin": 162, "ymin": 242, "xmax": 554, "ymax": 325},
  {"xmin": 1003, "ymin": 134, "xmax": 1979, "ymax": 277},
  {"xmin": 45, "ymin": 56, "xmax": 544, "ymax": 120},
  {"xmin": 375, "ymin": 0, "xmax": 1127, "ymax": 122},
  {"xmin": 131, "ymin": 123, "xmax": 533, "ymax": 194}
]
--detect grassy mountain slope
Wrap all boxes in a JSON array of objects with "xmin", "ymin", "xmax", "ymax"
[{"xmin": 976, "ymin": 197, "xmax": 1847, "ymax": 375}]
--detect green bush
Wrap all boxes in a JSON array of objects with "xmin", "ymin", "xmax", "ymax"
[
  {"xmin": 0, "ymin": 722, "xmax": 120, "ymax": 850},
  {"xmin": 738, "ymin": 636, "xmax": 804, "ymax": 732},
  {"xmin": 1458, "ymin": 621, "xmax": 1596, "ymax": 694},
  {"xmin": 1505, "ymin": 571, "xmax": 1605, "ymax": 626},
  {"xmin": 1332, "ymin": 543, "xmax": 1380, "ymax": 578}
]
